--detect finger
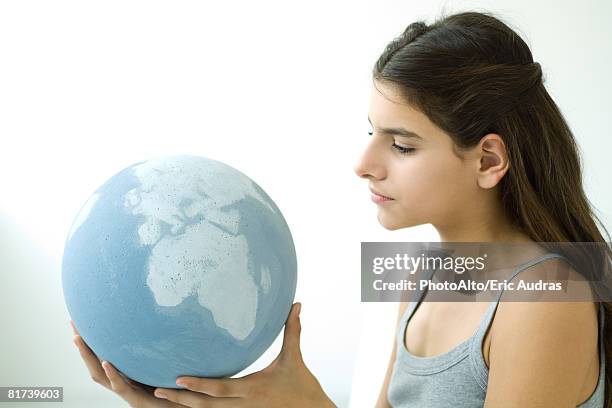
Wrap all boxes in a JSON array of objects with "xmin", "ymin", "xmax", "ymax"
[
  {"xmin": 174, "ymin": 376, "xmax": 249, "ymax": 398},
  {"xmin": 102, "ymin": 361, "xmax": 142, "ymax": 405},
  {"xmin": 155, "ymin": 388, "xmax": 243, "ymax": 407},
  {"xmin": 73, "ymin": 335, "xmax": 110, "ymax": 389},
  {"xmin": 70, "ymin": 320, "xmax": 78, "ymax": 335},
  {"xmin": 124, "ymin": 376, "xmax": 156, "ymax": 395},
  {"xmin": 280, "ymin": 302, "xmax": 302, "ymax": 360}
]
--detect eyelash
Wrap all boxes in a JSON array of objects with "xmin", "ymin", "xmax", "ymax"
[
  {"xmin": 392, "ymin": 144, "xmax": 416, "ymax": 154},
  {"xmin": 367, "ymin": 131, "xmax": 416, "ymax": 155}
]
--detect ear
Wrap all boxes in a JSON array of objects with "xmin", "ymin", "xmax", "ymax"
[{"xmin": 476, "ymin": 134, "xmax": 509, "ymax": 189}]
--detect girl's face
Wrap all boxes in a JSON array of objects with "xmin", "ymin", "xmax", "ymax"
[{"xmin": 353, "ymin": 80, "xmax": 480, "ymax": 231}]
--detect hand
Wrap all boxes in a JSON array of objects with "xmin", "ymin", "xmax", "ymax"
[
  {"xmin": 153, "ymin": 303, "xmax": 336, "ymax": 408},
  {"xmin": 71, "ymin": 321, "xmax": 187, "ymax": 408}
]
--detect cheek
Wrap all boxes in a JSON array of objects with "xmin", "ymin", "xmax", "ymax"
[{"xmin": 392, "ymin": 152, "xmax": 470, "ymax": 215}]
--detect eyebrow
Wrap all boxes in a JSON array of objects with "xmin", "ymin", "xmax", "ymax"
[{"xmin": 368, "ymin": 116, "xmax": 424, "ymax": 141}]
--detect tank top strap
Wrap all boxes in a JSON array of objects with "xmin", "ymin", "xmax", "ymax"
[
  {"xmin": 396, "ymin": 266, "xmax": 438, "ymax": 347},
  {"xmin": 480, "ymin": 252, "xmax": 569, "ymax": 325},
  {"xmin": 595, "ymin": 301, "xmax": 606, "ymax": 382},
  {"xmin": 597, "ymin": 302, "xmax": 605, "ymax": 361},
  {"xmin": 468, "ymin": 252, "xmax": 573, "ymax": 390}
]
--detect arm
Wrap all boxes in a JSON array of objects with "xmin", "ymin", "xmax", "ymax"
[
  {"xmin": 375, "ymin": 302, "xmax": 409, "ymax": 408},
  {"xmin": 483, "ymin": 300, "xmax": 599, "ymax": 408}
]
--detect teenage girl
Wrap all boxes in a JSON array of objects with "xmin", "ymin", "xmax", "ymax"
[
  {"xmin": 358, "ymin": 11, "xmax": 611, "ymax": 407},
  {"xmin": 71, "ymin": 10, "xmax": 611, "ymax": 408}
]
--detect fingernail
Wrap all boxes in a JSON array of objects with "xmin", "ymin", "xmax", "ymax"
[
  {"xmin": 155, "ymin": 389, "xmax": 167, "ymax": 399},
  {"xmin": 176, "ymin": 378, "xmax": 186, "ymax": 386},
  {"xmin": 296, "ymin": 303, "xmax": 301, "ymax": 317}
]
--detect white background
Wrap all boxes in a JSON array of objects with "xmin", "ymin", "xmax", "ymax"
[{"xmin": 0, "ymin": 1, "xmax": 610, "ymax": 407}]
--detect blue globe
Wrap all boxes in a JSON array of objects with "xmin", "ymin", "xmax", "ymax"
[{"xmin": 62, "ymin": 155, "xmax": 297, "ymax": 388}]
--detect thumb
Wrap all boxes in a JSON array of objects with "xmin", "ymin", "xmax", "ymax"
[{"xmin": 280, "ymin": 302, "xmax": 302, "ymax": 361}]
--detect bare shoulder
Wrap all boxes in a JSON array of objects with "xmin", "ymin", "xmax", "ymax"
[
  {"xmin": 492, "ymin": 256, "xmax": 598, "ymax": 358},
  {"xmin": 484, "ymin": 259, "xmax": 600, "ymax": 406},
  {"xmin": 492, "ymin": 299, "xmax": 598, "ymax": 357}
]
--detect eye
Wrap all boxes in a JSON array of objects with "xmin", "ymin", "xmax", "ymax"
[
  {"xmin": 368, "ymin": 124, "xmax": 416, "ymax": 154},
  {"xmin": 392, "ymin": 143, "xmax": 416, "ymax": 154}
]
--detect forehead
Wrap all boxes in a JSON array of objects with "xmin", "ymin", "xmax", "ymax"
[{"xmin": 368, "ymin": 80, "xmax": 437, "ymax": 138}]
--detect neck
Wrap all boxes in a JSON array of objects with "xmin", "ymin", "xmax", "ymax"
[
  {"xmin": 431, "ymin": 195, "xmax": 548, "ymax": 272},
  {"xmin": 433, "ymin": 199, "xmax": 532, "ymax": 243},
  {"xmin": 434, "ymin": 213, "xmax": 543, "ymax": 272},
  {"xmin": 435, "ymin": 221, "xmax": 532, "ymax": 243}
]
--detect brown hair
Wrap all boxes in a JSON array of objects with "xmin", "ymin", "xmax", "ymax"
[{"xmin": 373, "ymin": 10, "xmax": 612, "ymax": 405}]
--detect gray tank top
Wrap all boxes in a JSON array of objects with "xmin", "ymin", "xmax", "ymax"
[{"xmin": 387, "ymin": 253, "xmax": 605, "ymax": 407}]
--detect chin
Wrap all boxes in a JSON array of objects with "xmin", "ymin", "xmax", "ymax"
[
  {"xmin": 378, "ymin": 212, "xmax": 423, "ymax": 231},
  {"xmin": 378, "ymin": 214, "xmax": 408, "ymax": 231}
]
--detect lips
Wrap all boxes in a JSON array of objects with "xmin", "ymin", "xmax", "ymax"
[
  {"xmin": 370, "ymin": 187, "xmax": 393, "ymax": 200},
  {"xmin": 370, "ymin": 188, "xmax": 394, "ymax": 204}
]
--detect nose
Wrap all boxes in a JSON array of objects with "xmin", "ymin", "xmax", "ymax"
[{"xmin": 353, "ymin": 139, "xmax": 386, "ymax": 180}]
